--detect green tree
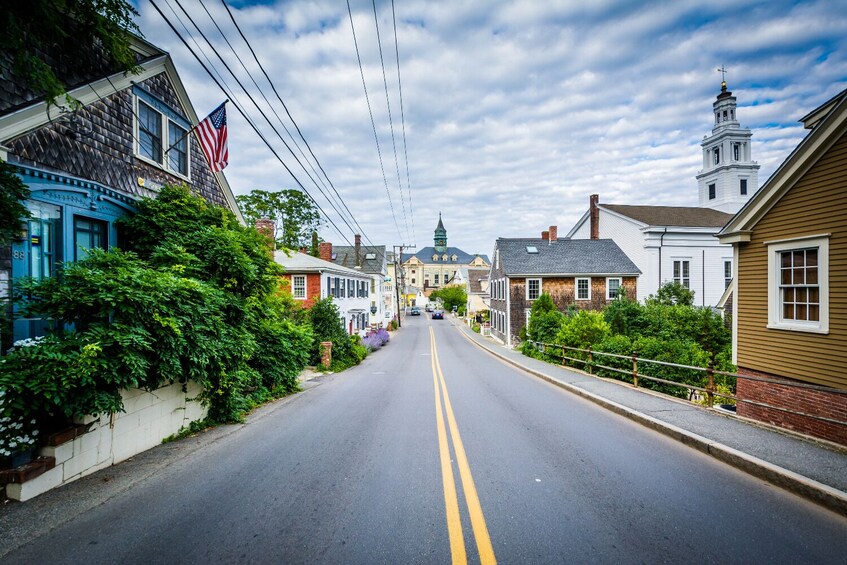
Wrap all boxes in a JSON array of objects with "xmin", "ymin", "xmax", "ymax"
[
  {"xmin": 647, "ymin": 281, "xmax": 695, "ymax": 307},
  {"xmin": 428, "ymin": 285, "xmax": 467, "ymax": 313},
  {"xmin": 0, "ymin": 162, "xmax": 31, "ymax": 246},
  {"xmin": 236, "ymin": 189, "xmax": 322, "ymax": 250},
  {"xmin": 1, "ymin": 0, "xmax": 140, "ymax": 108}
]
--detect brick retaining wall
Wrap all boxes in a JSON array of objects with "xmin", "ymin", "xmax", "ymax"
[{"xmin": 737, "ymin": 367, "xmax": 847, "ymax": 446}]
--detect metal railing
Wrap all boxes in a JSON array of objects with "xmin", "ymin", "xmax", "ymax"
[{"xmin": 525, "ymin": 340, "xmax": 847, "ymax": 428}]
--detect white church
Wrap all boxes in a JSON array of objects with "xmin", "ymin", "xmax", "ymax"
[{"xmin": 567, "ymin": 79, "xmax": 760, "ymax": 307}]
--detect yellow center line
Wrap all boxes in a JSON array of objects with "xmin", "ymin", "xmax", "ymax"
[
  {"xmin": 431, "ymin": 327, "xmax": 497, "ymax": 565},
  {"xmin": 432, "ymin": 330, "xmax": 467, "ymax": 564}
]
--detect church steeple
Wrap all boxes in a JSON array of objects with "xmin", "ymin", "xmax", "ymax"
[
  {"xmin": 434, "ymin": 213, "xmax": 447, "ymax": 252},
  {"xmin": 696, "ymin": 74, "xmax": 760, "ymax": 213}
]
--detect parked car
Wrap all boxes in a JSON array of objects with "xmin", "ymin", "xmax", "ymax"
[
  {"xmin": 432, "ymin": 310, "xmax": 444, "ymax": 320},
  {"xmin": 410, "ymin": 307, "xmax": 421, "ymax": 316}
]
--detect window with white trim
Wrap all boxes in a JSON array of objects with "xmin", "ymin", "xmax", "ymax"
[
  {"xmin": 292, "ymin": 275, "xmax": 306, "ymax": 299},
  {"xmin": 576, "ymin": 277, "xmax": 591, "ymax": 300},
  {"xmin": 673, "ymin": 260, "xmax": 690, "ymax": 288},
  {"xmin": 135, "ymin": 98, "xmax": 190, "ymax": 177},
  {"xmin": 768, "ymin": 236, "xmax": 829, "ymax": 333},
  {"xmin": 606, "ymin": 277, "xmax": 621, "ymax": 300},
  {"xmin": 723, "ymin": 259, "xmax": 732, "ymax": 289},
  {"xmin": 527, "ymin": 278, "xmax": 541, "ymax": 300}
]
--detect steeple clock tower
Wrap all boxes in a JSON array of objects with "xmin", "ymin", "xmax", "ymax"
[
  {"xmin": 696, "ymin": 76, "xmax": 760, "ymax": 213},
  {"xmin": 434, "ymin": 213, "xmax": 447, "ymax": 252}
]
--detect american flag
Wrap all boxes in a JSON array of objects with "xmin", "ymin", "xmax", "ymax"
[{"xmin": 196, "ymin": 102, "xmax": 228, "ymax": 172}]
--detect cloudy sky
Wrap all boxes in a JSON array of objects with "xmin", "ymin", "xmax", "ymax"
[{"xmin": 135, "ymin": 0, "xmax": 847, "ymax": 256}]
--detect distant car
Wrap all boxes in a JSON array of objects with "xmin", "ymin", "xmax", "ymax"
[
  {"xmin": 432, "ymin": 310, "xmax": 444, "ymax": 320},
  {"xmin": 410, "ymin": 307, "xmax": 421, "ymax": 316},
  {"xmin": 425, "ymin": 304, "xmax": 433, "ymax": 312}
]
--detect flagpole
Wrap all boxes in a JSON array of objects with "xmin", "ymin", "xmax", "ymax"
[{"xmin": 164, "ymin": 99, "xmax": 228, "ymax": 157}]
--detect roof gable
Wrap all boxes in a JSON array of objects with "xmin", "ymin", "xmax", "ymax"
[
  {"xmin": 0, "ymin": 36, "xmax": 243, "ymax": 223},
  {"xmin": 720, "ymin": 88, "xmax": 847, "ymax": 241}
]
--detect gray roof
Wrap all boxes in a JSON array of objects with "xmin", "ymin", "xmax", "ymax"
[
  {"xmin": 497, "ymin": 238, "xmax": 641, "ymax": 276},
  {"xmin": 602, "ymin": 204, "xmax": 733, "ymax": 228},
  {"xmin": 330, "ymin": 245, "xmax": 387, "ymax": 275},
  {"xmin": 467, "ymin": 268, "xmax": 489, "ymax": 293},
  {"xmin": 274, "ymin": 250, "xmax": 369, "ymax": 277},
  {"xmin": 403, "ymin": 246, "xmax": 490, "ymax": 265}
]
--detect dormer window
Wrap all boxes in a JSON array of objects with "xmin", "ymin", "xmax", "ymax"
[
  {"xmin": 135, "ymin": 96, "xmax": 190, "ymax": 178},
  {"xmin": 442, "ymin": 254, "xmax": 448, "ymax": 261},
  {"xmin": 432, "ymin": 254, "xmax": 438, "ymax": 261},
  {"xmin": 365, "ymin": 253, "xmax": 376, "ymax": 260},
  {"xmin": 452, "ymin": 255, "xmax": 458, "ymax": 262}
]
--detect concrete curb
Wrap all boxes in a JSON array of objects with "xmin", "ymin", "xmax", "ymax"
[{"xmin": 454, "ymin": 322, "xmax": 847, "ymax": 518}]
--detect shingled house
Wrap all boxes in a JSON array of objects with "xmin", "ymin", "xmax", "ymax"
[
  {"xmin": 488, "ymin": 227, "xmax": 640, "ymax": 346},
  {"xmin": 0, "ymin": 34, "xmax": 240, "ymax": 344}
]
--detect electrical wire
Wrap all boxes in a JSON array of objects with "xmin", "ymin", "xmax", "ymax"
[
  {"xmin": 166, "ymin": 0, "xmax": 364, "ymax": 246},
  {"xmin": 390, "ymin": 0, "xmax": 415, "ymax": 247},
  {"xmin": 150, "ymin": 0, "xmax": 357, "ymax": 247},
  {"xmin": 371, "ymin": 0, "xmax": 410, "ymax": 245},
  {"xmin": 216, "ymin": 0, "xmax": 378, "ymax": 250},
  {"xmin": 346, "ymin": 0, "xmax": 404, "ymax": 244}
]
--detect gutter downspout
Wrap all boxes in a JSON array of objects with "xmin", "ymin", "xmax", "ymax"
[
  {"xmin": 658, "ymin": 228, "xmax": 668, "ymax": 293},
  {"xmin": 505, "ymin": 275, "xmax": 511, "ymax": 346}
]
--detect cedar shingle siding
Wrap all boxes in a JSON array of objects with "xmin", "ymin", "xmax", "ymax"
[
  {"xmin": 7, "ymin": 74, "xmax": 227, "ymax": 208},
  {"xmin": 736, "ymin": 131, "xmax": 847, "ymax": 390}
]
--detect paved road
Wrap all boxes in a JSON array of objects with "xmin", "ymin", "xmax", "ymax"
[{"xmin": 2, "ymin": 315, "xmax": 847, "ymax": 563}]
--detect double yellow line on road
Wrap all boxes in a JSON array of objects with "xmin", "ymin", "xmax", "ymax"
[{"xmin": 430, "ymin": 327, "xmax": 496, "ymax": 565}]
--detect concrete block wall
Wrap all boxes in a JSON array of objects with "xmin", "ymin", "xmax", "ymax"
[{"xmin": 7, "ymin": 381, "xmax": 206, "ymax": 502}]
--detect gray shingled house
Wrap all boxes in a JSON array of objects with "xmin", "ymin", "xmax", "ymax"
[
  {"xmin": 488, "ymin": 226, "xmax": 640, "ymax": 346},
  {"xmin": 0, "ymin": 33, "xmax": 241, "ymax": 344}
]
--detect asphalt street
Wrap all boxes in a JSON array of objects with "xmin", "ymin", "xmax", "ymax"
[{"xmin": 1, "ymin": 314, "xmax": 846, "ymax": 564}]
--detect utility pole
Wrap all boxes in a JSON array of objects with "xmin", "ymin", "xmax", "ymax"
[
  {"xmin": 393, "ymin": 244, "xmax": 414, "ymax": 328},
  {"xmin": 394, "ymin": 245, "xmax": 404, "ymax": 328}
]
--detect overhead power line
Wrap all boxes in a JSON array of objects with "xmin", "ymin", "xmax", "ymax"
[
  {"xmin": 170, "ymin": 0, "xmax": 364, "ymax": 243},
  {"xmin": 346, "ymin": 0, "xmax": 405, "ymax": 244},
  {"xmin": 371, "ymin": 0, "xmax": 411, "ymax": 245},
  {"xmin": 151, "ymin": 0, "xmax": 357, "ymax": 247},
  {"xmin": 390, "ymin": 0, "xmax": 415, "ymax": 246},
  {"xmin": 211, "ymin": 0, "xmax": 377, "ymax": 249}
]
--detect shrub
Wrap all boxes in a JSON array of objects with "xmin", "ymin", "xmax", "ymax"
[
  {"xmin": 2, "ymin": 185, "xmax": 312, "ymax": 431},
  {"xmin": 557, "ymin": 310, "xmax": 611, "ymax": 349},
  {"xmin": 526, "ymin": 293, "xmax": 566, "ymax": 344}
]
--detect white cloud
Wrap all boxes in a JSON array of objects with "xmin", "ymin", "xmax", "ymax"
[{"xmin": 137, "ymin": 0, "xmax": 847, "ymax": 254}]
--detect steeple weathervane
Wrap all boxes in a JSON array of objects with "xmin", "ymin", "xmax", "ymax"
[{"xmin": 717, "ymin": 65, "xmax": 728, "ymax": 91}]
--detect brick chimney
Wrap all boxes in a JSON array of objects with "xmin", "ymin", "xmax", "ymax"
[
  {"xmin": 354, "ymin": 234, "xmax": 362, "ymax": 268},
  {"xmin": 549, "ymin": 225, "xmax": 558, "ymax": 242},
  {"xmin": 590, "ymin": 194, "xmax": 599, "ymax": 240},
  {"xmin": 541, "ymin": 230, "xmax": 549, "ymax": 241},
  {"xmin": 254, "ymin": 218, "xmax": 275, "ymax": 251},
  {"xmin": 319, "ymin": 242, "xmax": 333, "ymax": 262}
]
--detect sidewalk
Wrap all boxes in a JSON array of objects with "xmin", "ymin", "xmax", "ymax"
[{"xmin": 450, "ymin": 319, "xmax": 847, "ymax": 517}]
